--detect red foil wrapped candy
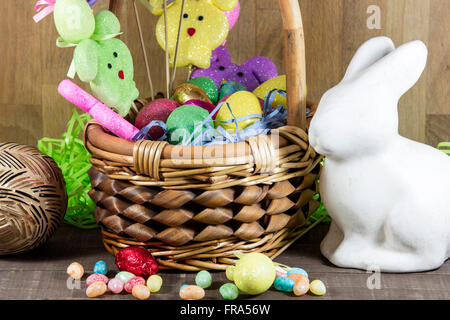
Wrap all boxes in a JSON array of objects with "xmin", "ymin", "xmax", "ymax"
[{"xmin": 115, "ymin": 247, "xmax": 159, "ymax": 277}]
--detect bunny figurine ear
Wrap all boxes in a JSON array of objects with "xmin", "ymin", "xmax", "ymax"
[
  {"xmin": 343, "ymin": 36, "xmax": 395, "ymax": 81},
  {"xmin": 242, "ymin": 57, "xmax": 278, "ymax": 86},
  {"xmin": 210, "ymin": 0, "xmax": 238, "ymax": 11},
  {"xmin": 73, "ymin": 39, "xmax": 99, "ymax": 82},
  {"xmin": 363, "ymin": 40, "xmax": 428, "ymax": 99},
  {"xmin": 93, "ymin": 10, "xmax": 121, "ymax": 35}
]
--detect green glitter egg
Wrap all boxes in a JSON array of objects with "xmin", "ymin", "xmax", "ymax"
[
  {"xmin": 166, "ymin": 105, "xmax": 213, "ymax": 145},
  {"xmin": 188, "ymin": 77, "xmax": 219, "ymax": 105}
]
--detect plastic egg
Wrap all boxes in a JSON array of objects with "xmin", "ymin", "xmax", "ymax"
[
  {"xmin": 219, "ymin": 283, "xmax": 239, "ymax": 300},
  {"xmin": 108, "ymin": 278, "xmax": 124, "ymax": 294},
  {"xmin": 310, "ymin": 280, "xmax": 326, "ymax": 296},
  {"xmin": 179, "ymin": 285, "xmax": 205, "ymax": 300},
  {"xmin": 195, "ymin": 270, "xmax": 212, "ymax": 289},
  {"xmin": 273, "ymin": 276, "xmax": 295, "ymax": 292},
  {"xmin": 188, "ymin": 77, "xmax": 219, "ymax": 104},
  {"xmin": 124, "ymin": 276, "xmax": 146, "ymax": 293},
  {"xmin": 253, "ymin": 75, "xmax": 287, "ymax": 109},
  {"xmin": 115, "ymin": 271, "xmax": 135, "ymax": 284},
  {"xmin": 67, "ymin": 262, "xmax": 84, "ymax": 280},
  {"xmin": 135, "ymin": 98, "xmax": 180, "ymax": 139},
  {"xmin": 287, "ymin": 267, "xmax": 308, "ymax": 278},
  {"xmin": 233, "ymin": 252, "xmax": 276, "ymax": 295},
  {"xmin": 132, "ymin": 284, "xmax": 151, "ymax": 300},
  {"xmin": 225, "ymin": 266, "xmax": 235, "ymax": 281},
  {"xmin": 173, "ymin": 83, "xmax": 212, "ymax": 105},
  {"xmin": 147, "ymin": 275, "xmax": 163, "ymax": 293},
  {"xmin": 293, "ymin": 275, "xmax": 310, "ymax": 297},
  {"xmin": 215, "ymin": 91, "xmax": 262, "ymax": 133},
  {"xmin": 219, "ymin": 81, "xmax": 247, "ymax": 101},
  {"xmin": 185, "ymin": 99, "xmax": 217, "ymax": 116},
  {"xmin": 86, "ymin": 281, "xmax": 107, "ymax": 298},
  {"xmin": 86, "ymin": 273, "xmax": 108, "ymax": 286},
  {"xmin": 93, "ymin": 260, "xmax": 107, "ymax": 275}
]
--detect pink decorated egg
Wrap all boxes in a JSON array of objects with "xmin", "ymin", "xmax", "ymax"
[
  {"xmin": 135, "ymin": 99, "xmax": 179, "ymax": 139},
  {"xmin": 185, "ymin": 99, "xmax": 217, "ymax": 118}
]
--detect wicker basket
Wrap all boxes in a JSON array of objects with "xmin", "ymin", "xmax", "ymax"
[{"xmin": 84, "ymin": 0, "xmax": 323, "ymax": 271}]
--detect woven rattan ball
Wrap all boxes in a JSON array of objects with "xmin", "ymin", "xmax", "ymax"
[{"xmin": 0, "ymin": 143, "xmax": 67, "ymax": 255}]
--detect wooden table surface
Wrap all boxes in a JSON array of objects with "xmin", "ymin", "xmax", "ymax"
[{"xmin": 0, "ymin": 223, "xmax": 448, "ymax": 300}]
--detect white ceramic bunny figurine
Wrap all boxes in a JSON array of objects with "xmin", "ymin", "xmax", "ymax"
[{"xmin": 309, "ymin": 36, "xmax": 450, "ymax": 272}]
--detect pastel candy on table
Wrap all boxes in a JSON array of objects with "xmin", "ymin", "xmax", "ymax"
[
  {"xmin": 73, "ymin": 10, "xmax": 139, "ymax": 116},
  {"xmin": 153, "ymin": 0, "xmax": 237, "ymax": 68},
  {"xmin": 191, "ymin": 45, "xmax": 278, "ymax": 91}
]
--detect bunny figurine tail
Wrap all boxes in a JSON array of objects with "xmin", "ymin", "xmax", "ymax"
[{"xmin": 310, "ymin": 36, "xmax": 450, "ymax": 273}]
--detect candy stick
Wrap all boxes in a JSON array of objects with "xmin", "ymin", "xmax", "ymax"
[{"xmin": 58, "ymin": 79, "xmax": 140, "ymax": 141}]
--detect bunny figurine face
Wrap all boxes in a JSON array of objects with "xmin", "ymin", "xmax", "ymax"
[
  {"xmin": 191, "ymin": 46, "xmax": 278, "ymax": 91},
  {"xmin": 73, "ymin": 10, "xmax": 139, "ymax": 116},
  {"xmin": 309, "ymin": 37, "xmax": 450, "ymax": 272},
  {"xmin": 152, "ymin": 0, "xmax": 237, "ymax": 69}
]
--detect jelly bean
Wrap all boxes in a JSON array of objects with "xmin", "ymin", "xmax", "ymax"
[
  {"xmin": 86, "ymin": 281, "xmax": 107, "ymax": 298},
  {"xmin": 93, "ymin": 260, "xmax": 107, "ymax": 275},
  {"xmin": 309, "ymin": 280, "xmax": 327, "ymax": 296},
  {"xmin": 273, "ymin": 276, "xmax": 295, "ymax": 292},
  {"xmin": 132, "ymin": 284, "xmax": 151, "ymax": 300},
  {"xmin": 288, "ymin": 273, "xmax": 307, "ymax": 284},
  {"xmin": 86, "ymin": 273, "xmax": 108, "ymax": 286},
  {"xmin": 219, "ymin": 283, "xmax": 239, "ymax": 300},
  {"xmin": 225, "ymin": 266, "xmax": 235, "ymax": 282},
  {"xmin": 124, "ymin": 276, "xmax": 146, "ymax": 293},
  {"xmin": 276, "ymin": 270, "xmax": 287, "ymax": 278},
  {"xmin": 67, "ymin": 262, "xmax": 84, "ymax": 280},
  {"xmin": 108, "ymin": 278, "xmax": 124, "ymax": 294},
  {"xmin": 195, "ymin": 270, "xmax": 212, "ymax": 289},
  {"xmin": 293, "ymin": 275, "xmax": 310, "ymax": 297},
  {"xmin": 179, "ymin": 285, "xmax": 205, "ymax": 300},
  {"xmin": 115, "ymin": 271, "xmax": 135, "ymax": 284},
  {"xmin": 147, "ymin": 275, "xmax": 163, "ymax": 293},
  {"xmin": 287, "ymin": 268, "xmax": 308, "ymax": 278},
  {"xmin": 310, "ymin": 280, "xmax": 326, "ymax": 296},
  {"xmin": 180, "ymin": 284, "xmax": 188, "ymax": 290}
]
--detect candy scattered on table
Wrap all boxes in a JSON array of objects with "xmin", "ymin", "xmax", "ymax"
[
  {"xmin": 86, "ymin": 273, "xmax": 109, "ymax": 286},
  {"xmin": 93, "ymin": 260, "xmax": 107, "ymax": 275},
  {"xmin": 293, "ymin": 275, "xmax": 310, "ymax": 297},
  {"xmin": 233, "ymin": 252, "xmax": 276, "ymax": 295},
  {"xmin": 132, "ymin": 284, "xmax": 151, "ymax": 300},
  {"xmin": 192, "ymin": 45, "xmax": 278, "ymax": 91},
  {"xmin": 135, "ymin": 98, "xmax": 179, "ymax": 139},
  {"xmin": 173, "ymin": 83, "xmax": 212, "ymax": 105},
  {"xmin": 219, "ymin": 283, "xmax": 239, "ymax": 300},
  {"xmin": 287, "ymin": 267, "xmax": 308, "ymax": 278},
  {"xmin": 67, "ymin": 262, "xmax": 84, "ymax": 280},
  {"xmin": 195, "ymin": 270, "xmax": 212, "ymax": 289},
  {"xmin": 215, "ymin": 91, "xmax": 262, "ymax": 133},
  {"xmin": 188, "ymin": 77, "xmax": 219, "ymax": 105},
  {"xmin": 115, "ymin": 271, "xmax": 135, "ymax": 284},
  {"xmin": 147, "ymin": 275, "xmax": 163, "ymax": 293},
  {"xmin": 309, "ymin": 280, "xmax": 326, "ymax": 296},
  {"xmin": 288, "ymin": 273, "xmax": 307, "ymax": 284},
  {"xmin": 115, "ymin": 247, "xmax": 159, "ymax": 278},
  {"xmin": 86, "ymin": 281, "xmax": 107, "ymax": 298},
  {"xmin": 179, "ymin": 285, "xmax": 205, "ymax": 300},
  {"xmin": 166, "ymin": 105, "xmax": 213, "ymax": 145},
  {"xmin": 124, "ymin": 276, "xmax": 146, "ymax": 293},
  {"xmin": 108, "ymin": 278, "xmax": 124, "ymax": 294},
  {"xmin": 225, "ymin": 266, "xmax": 235, "ymax": 282},
  {"xmin": 274, "ymin": 276, "xmax": 296, "ymax": 292}
]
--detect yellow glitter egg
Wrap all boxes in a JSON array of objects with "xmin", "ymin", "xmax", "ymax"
[
  {"xmin": 253, "ymin": 75, "xmax": 287, "ymax": 109},
  {"xmin": 215, "ymin": 91, "xmax": 262, "ymax": 133},
  {"xmin": 309, "ymin": 279, "xmax": 326, "ymax": 296}
]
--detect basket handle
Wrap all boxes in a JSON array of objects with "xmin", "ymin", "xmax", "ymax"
[{"xmin": 278, "ymin": 0, "xmax": 307, "ymax": 130}]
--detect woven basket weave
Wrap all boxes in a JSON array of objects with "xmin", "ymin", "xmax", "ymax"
[{"xmin": 84, "ymin": 0, "xmax": 323, "ymax": 271}]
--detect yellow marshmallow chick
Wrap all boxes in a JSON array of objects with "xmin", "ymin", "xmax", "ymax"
[
  {"xmin": 215, "ymin": 91, "xmax": 262, "ymax": 133},
  {"xmin": 153, "ymin": 0, "xmax": 237, "ymax": 69}
]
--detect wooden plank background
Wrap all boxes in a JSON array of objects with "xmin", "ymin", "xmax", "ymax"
[{"xmin": 0, "ymin": 0, "xmax": 448, "ymax": 147}]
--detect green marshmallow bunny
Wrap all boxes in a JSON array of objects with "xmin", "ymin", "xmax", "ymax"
[{"xmin": 55, "ymin": 4, "xmax": 139, "ymax": 116}]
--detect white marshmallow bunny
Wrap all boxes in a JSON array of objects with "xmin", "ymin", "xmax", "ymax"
[{"xmin": 309, "ymin": 36, "xmax": 450, "ymax": 272}]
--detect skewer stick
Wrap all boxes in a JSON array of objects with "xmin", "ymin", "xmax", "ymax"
[
  {"xmin": 133, "ymin": 0, "xmax": 155, "ymax": 100},
  {"xmin": 163, "ymin": 0, "xmax": 171, "ymax": 98},
  {"xmin": 169, "ymin": 0, "xmax": 186, "ymax": 93}
]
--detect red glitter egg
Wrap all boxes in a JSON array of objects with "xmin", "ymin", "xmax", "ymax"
[
  {"xmin": 115, "ymin": 247, "xmax": 159, "ymax": 278},
  {"xmin": 135, "ymin": 98, "xmax": 179, "ymax": 139}
]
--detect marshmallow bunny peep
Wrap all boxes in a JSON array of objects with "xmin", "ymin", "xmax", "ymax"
[{"xmin": 309, "ymin": 37, "xmax": 450, "ymax": 272}]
